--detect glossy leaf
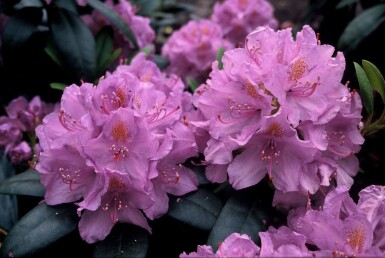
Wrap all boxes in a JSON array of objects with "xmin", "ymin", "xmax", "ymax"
[
  {"xmin": 354, "ymin": 62, "xmax": 374, "ymax": 114},
  {"xmin": 187, "ymin": 77, "xmax": 199, "ymax": 92},
  {"xmin": 50, "ymin": 8, "xmax": 96, "ymax": 81},
  {"xmin": 54, "ymin": 0, "xmax": 78, "ymax": 14},
  {"xmin": 338, "ymin": 4, "xmax": 385, "ymax": 52},
  {"xmin": 336, "ymin": 0, "xmax": 357, "ymax": 9},
  {"xmin": 88, "ymin": 0, "xmax": 139, "ymax": 49},
  {"xmin": 93, "ymin": 224, "xmax": 149, "ymax": 258},
  {"xmin": 1, "ymin": 203, "xmax": 79, "ymax": 258},
  {"xmin": 2, "ymin": 7, "xmax": 42, "ymax": 55},
  {"xmin": 362, "ymin": 60, "xmax": 385, "ymax": 103},
  {"xmin": 167, "ymin": 189, "xmax": 223, "ymax": 230},
  {"xmin": 95, "ymin": 26, "xmax": 114, "ymax": 75},
  {"xmin": 44, "ymin": 38, "xmax": 64, "ymax": 66},
  {"xmin": 135, "ymin": 0, "xmax": 161, "ymax": 16},
  {"xmin": 216, "ymin": 47, "xmax": 224, "ymax": 70},
  {"xmin": 152, "ymin": 54, "xmax": 169, "ymax": 69},
  {"xmin": 0, "ymin": 154, "xmax": 18, "ymax": 231},
  {"xmin": 14, "ymin": 0, "xmax": 43, "ymax": 9},
  {"xmin": 50, "ymin": 82, "xmax": 67, "ymax": 91},
  {"xmin": 0, "ymin": 168, "xmax": 45, "ymax": 197},
  {"xmin": 206, "ymin": 190, "xmax": 268, "ymax": 250}
]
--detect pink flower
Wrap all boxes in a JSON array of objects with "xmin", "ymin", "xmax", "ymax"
[
  {"xmin": 162, "ymin": 19, "xmax": 232, "ymax": 83},
  {"xmin": 211, "ymin": 0, "xmax": 278, "ymax": 45},
  {"xmin": 5, "ymin": 141, "xmax": 32, "ymax": 164},
  {"xmin": 259, "ymin": 226, "xmax": 313, "ymax": 257},
  {"xmin": 180, "ymin": 232, "xmax": 259, "ymax": 257},
  {"xmin": 82, "ymin": 0, "xmax": 154, "ymax": 60},
  {"xmin": 35, "ymin": 53, "xmax": 198, "ymax": 243},
  {"xmin": 194, "ymin": 25, "xmax": 363, "ymax": 195}
]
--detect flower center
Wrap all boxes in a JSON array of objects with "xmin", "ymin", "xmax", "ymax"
[
  {"xmin": 158, "ymin": 164, "xmax": 181, "ymax": 184},
  {"xmin": 345, "ymin": 225, "xmax": 365, "ymax": 254},
  {"xmin": 260, "ymin": 139, "xmax": 281, "ymax": 180},
  {"xmin": 112, "ymin": 122, "xmax": 130, "ymax": 143},
  {"xmin": 59, "ymin": 110, "xmax": 84, "ymax": 131},
  {"xmin": 59, "ymin": 167, "xmax": 87, "ymax": 191}
]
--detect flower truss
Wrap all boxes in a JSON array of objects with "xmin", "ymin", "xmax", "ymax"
[
  {"xmin": 35, "ymin": 53, "xmax": 199, "ymax": 243},
  {"xmin": 193, "ymin": 25, "xmax": 364, "ymax": 197}
]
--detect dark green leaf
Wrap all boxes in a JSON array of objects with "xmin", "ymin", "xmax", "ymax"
[
  {"xmin": 354, "ymin": 62, "xmax": 374, "ymax": 114},
  {"xmin": 14, "ymin": 0, "xmax": 43, "ymax": 9},
  {"xmin": 95, "ymin": 26, "xmax": 114, "ymax": 75},
  {"xmin": 0, "ymin": 154, "xmax": 18, "ymax": 231},
  {"xmin": 88, "ymin": 0, "xmax": 139, "ymax": 49},
  {"xmin": 152, "ymin": 54, "xmax": 169, "ymax": 69},
  {"xmin": 187, "ymin": 77, "xmax": 199, "ymax": 92},
  {"xmin": 93, "ymin": 224, "xmax": 149, "ymax": 258},
  {"xmin": 206, "ymin": 190, "xmax": 268, "ymax": 250},
  {"xmin": 50, "ymin": 8, "xmax": 96, "ymax": 81},
  {"xmin": 216, "ymin": 47, "xmax": 224, "ymax": 70},
  {"xmin": 362, "ymin": 60, "xmax": 385, "ymax": 103},
  {"xmin": 0, "ymin": 168, "xmax": 45, "ymax": 197},
  {"xmin": 336, "ymin": 0, "xmax": 357, "ymax": 9},
  {"xmin": 167, "ymin": 189, "xmax": 223, "ymax": 230},
  {"xmin": 2, "ymin": 7, "xmax": 42, "ymax": 54},
  {"xmin": 50, "ymin": 82, "xmax": 67, "ymax": 90},
  {"xmin": 338, "ymin": 4, "xmax": 385, "ymax": 52},
  {"xmin": 44, "ymin": 37, "xmax": 64, "ymax": 66},
  {"xmin": 54, "ymin": 0, "xmax": 78, "ymax": 14},
  {"xmin": 135, "ymin": 0, "xmax": 161, "ymax": 16},
  {"xmin": 1, "ymin": 203, "xmax": 79, "ymax": 257}
]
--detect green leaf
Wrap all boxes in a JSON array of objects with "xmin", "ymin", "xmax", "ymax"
[
  {"xmin": 50, "ymin": 82, "xmax": 67, "ymax": 90},
  {"xmin": 338, "ymin": 4, "xmax": 385, "ymax": 52},
  {"xmin": 2, "ymin": 7, "xmax": 42, "ymax": 55},
  {"xmin": 216, "ymin": 47, "xmax": 224, "ymax": 70},
  {"xmin": 167, "ymin": 189, "xmax": 223, "ymax": 230},
  {"xmin": 14, "ymin": 0, "xmax": 43, "ymax": 9},
  {"xmin": 0, "ymin": 168, "xmax": 45, "ymax": 197},
  {"xmin": 93, "ymin": 224, "xmax": 149, "ymax": 258},
  {"xmin": 354, "ymin": 62, "xmax": 374, "ymax": 114},
  {"xmin": 95, "ymin": 26, "xmax": 114, "ymax": 75},
  {"xmin": 44, "ymin": 37, "xmax": 64, "ymax": 66},
  {"xmin": 152, "ymin": 54, "xmax": 169, "ymax": 69},
  {"xmin": 1, "ymin": 203, "xmax": 79, "ymax": 257},
  {"xmin": 88, "ymin": 0, "xmax": 139, "ymax": 49},
  {"xmin": 0, "ymin": 154, "xmax": 18, "ymax": 231},
  {"xmin": 50, "ymin": 8, "xmax": 96, "ymax": 81},
  {"xmin": 362, "ymin": 60, "xmax": 385, "ymax": 103},
  {"xmin": 206, "ymin": 190, "xmax": 268, "ymax": 250},
  {"xmin": 135, "ymin": 0, "xmax": 161, "ymax": 16},
  {"xmin": 187, "ymin": 77, "xmax": 199, "ymax": 92},
  {"xmin": 54, "ymin": 0, "xmax": 78, "ymax": 14},
  {"xmin": 336, "ymin": 0, "xmax": 357, "ymax": 9}
]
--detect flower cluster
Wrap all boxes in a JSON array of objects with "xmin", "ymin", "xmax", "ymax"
[
  {"xmin": 211, "ymin": 0, "xmax": 278, "ymax": 45},
  {"xmin": 82, "ymin": 0, "xmax": 155, "ymax": 59},
  {"xmin": 193, "ymin": 25, "xmax": 364, "ymax": 196},
  {"xmin": 0, "ymin": 96, "xmax": 56, "ymax": 164},
  {"xmin": 162, "ymin": 0, "xmax": 277, "ymax": 83},
  {"xmin": 35, "ymin": 53, "xmax": 199, "ymax": 243},
  {"xmin": 181, "ymin": 185, "xmax": 385, "ymax": 257}
]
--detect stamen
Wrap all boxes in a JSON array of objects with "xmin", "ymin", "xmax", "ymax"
[
  {"xmin": 59, "ymin": 110, "xmax": 84, "ymax": 131},
  {"xmin": 260, "ymin": 140, "xmax": 280, "ymax": 180},
  {"xmin": 59, "ymin": 167, "xmax": 85, "ymax": 191},
  {"xmin": 109, "ymin": 144, "xmax": 129, "ymax": 162},
  {"xmin": 146, "ymin": 105, "xmax": 180, "ymax": 123},
  {"xmin": 159, "ymin": 165, "xmax": 181, "ymax": 184}
]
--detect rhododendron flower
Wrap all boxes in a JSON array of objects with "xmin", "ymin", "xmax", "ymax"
[
  {"xmin": 5, "ymin": 141, "xmax": 32, "ymax": 164},
  {"xmin": 194, "ymin": 25, "xmax": 363, "ymax": 195},
  {"xmin": 180, "ymin": 232, "xmax": 260, "ymax": 257},
  {"xmin": 162, "ymin": 19, "xmax": 232, "ymax": 83},
  {"xmin": 211, "ymin": 0, "xmax": 278, "ymax": 45},
  {"xmin": 35, "ymin": 53, "xmax": 199, "ymax": 243},
  {"xmin": 288, "ymin": 185, "xmax": 384, "ymax": 257},
  {"xmin": 259, "ymin": 226, "xmax": 313, "ymax": 257},
  {"xmin": 82, "ymin": 0, "xmax": 154, "ymax": 60}
]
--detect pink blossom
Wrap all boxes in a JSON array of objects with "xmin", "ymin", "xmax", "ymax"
[
  {"xmin": 180, "ymin": 232, "xmax": 259, "ymax": 257},
  {"xmin": 82, "ymin": 0, "xmax": 154, "ymax": 60},
  {"xmin": 211, "ymin": 0, "xmax": 278, "ymax": 45},
  {"xmin": 35, "ymin": 53, "xmax": 198, "ymax": 243},
  {"xmin": 194, "ymin": 25, "xmax": 363, "ymax": 195},
  {"xmin": 5, "ymin": 141, "xmax": 32, "ymax": 164},
  {"xmin": 162, "ymin": 19, "xmax": 232, "ymax": 83}
]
